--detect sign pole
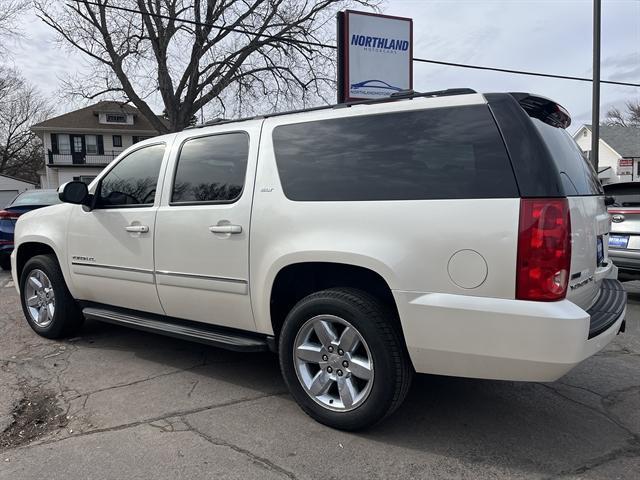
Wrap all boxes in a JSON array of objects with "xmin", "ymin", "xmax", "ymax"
[
  {"xmin": 336, "ymin": 11, "xmax": 346, "ymax": 104},
  {"xmin": 591, "ymin": 0, "xmax": 601, "ymax": 171}
]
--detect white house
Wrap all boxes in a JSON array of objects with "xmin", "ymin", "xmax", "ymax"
[
  {"xmin": 31, "ymin": 101, "xmax": 163, "ymax": 188},
  {"xmin": 0, "ymin": 173, "xmax": 37, "ymax": 207},
  {"xmin": 573, "ymin": 124, "xmax": 640, "ymax": 184}
]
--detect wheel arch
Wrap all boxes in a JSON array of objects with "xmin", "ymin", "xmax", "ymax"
[
  {"xmin": 15, "ymin": 239, "xmax": 68, "ymax": 294},
  {"xmin": 266, "ymin": 260, "xmax": 402, "ymax": 342}
]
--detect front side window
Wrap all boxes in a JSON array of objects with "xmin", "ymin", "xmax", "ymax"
[
  {"xmin": 272, "ymin": 105, "xmax": 518, "ymax": 201},
  {"xmin": 86, "ymin": 135, "xmax": 98, "ymax": 154},
  {"xmin": 171, "ymin": 132, "xmax": 249, "ymax": 203},
  {"xmin": 98, "ymin": 144, "xmax": 165, "ymax": 207}
]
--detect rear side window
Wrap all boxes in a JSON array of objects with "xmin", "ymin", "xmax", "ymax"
[
  {"xmin": 532, "ymin": 119, "xmax": 603, "ymax": 196},
  {"xmin": 171, "ymin": 133, "xmax": 249, "ymax": 204},
  {"xmin": 272, "ymin": 105, "xmax": 518, "ymax": 201}
]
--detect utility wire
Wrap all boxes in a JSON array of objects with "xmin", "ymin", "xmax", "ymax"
[{"xmin": 70, "ymin": 0, "xmax": 640, "ymax": 89}]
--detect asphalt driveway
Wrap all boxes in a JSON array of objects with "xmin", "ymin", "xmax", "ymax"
[{"xmin": 0, "ymin": 269, "xmax": 638, "ymax": 479}]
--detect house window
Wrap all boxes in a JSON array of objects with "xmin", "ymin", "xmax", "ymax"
[
  {"xmin": 58, "ymin": 134, "xmax": 71, "ymax": 154},
  {"xmin": 106, "ymin": 114, "xmax": 127, "ymax": 123},
  {"xmin": 73, "ymin": 136, "xmax": 83, "ymax": 153},
  {"xmin": 132, "ymin": 136, "xmax": 151, "ymax": 144},
  {"xmin": 73, "ymin": 176, "xmax": 96, "ymax": 184},
  {"xmin": 112, "ymin": 135, "xmax": 122, "ymax": 148},
  {"xmin": 86, "ymin": 135, "xmax": 98, "ymax": 154}
]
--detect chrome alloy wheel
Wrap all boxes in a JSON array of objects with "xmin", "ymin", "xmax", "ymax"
[
  {"xmin": 293, "ymin": 315, "xmax": 374, "ymax": 412},
  {"xmin": 24, "ymin": 269, "xmax": 55, "ymax": 328}
]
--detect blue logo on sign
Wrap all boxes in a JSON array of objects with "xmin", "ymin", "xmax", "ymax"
[
  {"xmin": 350, "ymin": 80, "xmax": 403, "ymax": 92},
  {"xmin": 351, "ymin": 34, "xmax": 409, "ymax": 51}
]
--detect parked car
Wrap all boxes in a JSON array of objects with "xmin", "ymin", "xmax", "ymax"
[
  {"xmin": 0, "ymin": 189, "xmax": 60, "ymax": 270},
  {"xmin": 603, "ymin": 182, "xmax": 640, "ymax": 276},
  {"xmin": 11, "ymin": 90, "xmax": 626, "ymax": 430}
]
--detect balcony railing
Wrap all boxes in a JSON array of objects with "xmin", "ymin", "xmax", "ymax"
[{"xmin": 47, "ymin": 150, "xmax": 119, "ymax": 166}]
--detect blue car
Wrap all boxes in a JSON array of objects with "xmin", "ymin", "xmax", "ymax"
[
  {"xmin": 0, "ymin": 189, "xmax": 60, "ymax": 270},
  {"xmin": 350, "ymin": 79, "xmax": 403, "ymax": 92}
]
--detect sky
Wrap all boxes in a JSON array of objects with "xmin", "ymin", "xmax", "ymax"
[{"xmin": 4, "ymin": 0, "xmax": 640, "ymax": 132}]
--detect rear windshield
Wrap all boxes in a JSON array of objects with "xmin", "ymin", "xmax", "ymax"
[
  {"xmin": 272, "ymin": 105, "xmax": 518, "ymax": 201},
  {"xmin": 10, "ymin": 190, "xmax": 61, "ymax": 207},
  {"xmin": 603, "ymin": 184, "xmax": 640, "ymax": 207},
  {"xmin": 532, "ymin": 119, "xmax": 603, "ymax": 196}
]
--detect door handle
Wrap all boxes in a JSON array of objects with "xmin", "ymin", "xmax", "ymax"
[
  {"xmin": 125, "ymin": 225, "xmax": 149, "ymax": 233},
  {"xmin": 209, "ymin": 225, "xmax": 242, "ymax": 234}
]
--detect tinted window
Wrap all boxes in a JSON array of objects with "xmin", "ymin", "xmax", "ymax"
[
  {"xmin": 603, "ymin": 183, "xmax": 640, "ymax": 207},
  {"xmin": 172, "ymin": 133, "xmax": 248, "ymax": 203},
  {"xmin": 10, "ymin": 190, "xmax": 60, "ymax": 207},
  {"xmin": 98, "ymin": 144, "xmax": 165, "ymax": 207},
  {"xmin": 272, "ymin": 105, "xmax": 518, "ymax": 201},
  {"xmin": 532, "ymin": 119, "xmax": 603, "ymax": 196}
]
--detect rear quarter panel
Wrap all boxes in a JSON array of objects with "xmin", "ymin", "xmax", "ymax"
[{"xmin": 250, "ymin": 98, "xmax": 521, "ymax": 334}]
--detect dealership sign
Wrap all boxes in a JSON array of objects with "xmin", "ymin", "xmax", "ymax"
[{"xmin": 337, "ymin": 10, "xmax": 413, "ymax": 102}]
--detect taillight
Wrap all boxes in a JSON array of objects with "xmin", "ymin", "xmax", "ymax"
[
  {"xmin": 516, "ymin": 198, "xmax": 571, "ymax": 301},
  {"xmin": 0, "ymin": 210, "xmax": 20, "ymax": 221}
]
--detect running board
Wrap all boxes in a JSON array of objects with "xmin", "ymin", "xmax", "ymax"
[{"xmin": 82, "ymin": 307, "xmax": 270, "ymax": 352}]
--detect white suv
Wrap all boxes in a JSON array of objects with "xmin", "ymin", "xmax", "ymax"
[{"xmin": 11, "ymin": 90, "xmax": 626, "ymax": 430}]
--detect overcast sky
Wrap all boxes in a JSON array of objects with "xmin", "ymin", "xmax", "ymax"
[{"xmin": 6, "ymin": 0, "xmax": 640, "ymax": 132}]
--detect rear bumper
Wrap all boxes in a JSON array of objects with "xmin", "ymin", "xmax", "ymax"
[
  {"xmin": 609, "ymin": 248, "xmax": 640, "ymax": 272},
  {"xmin": 394, "ymin": 283, "xmax": 626, "ymax": 382}
]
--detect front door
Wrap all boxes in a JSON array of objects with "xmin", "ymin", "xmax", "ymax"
[
  {"xmin": 69, "ymin": 135, "xmax": 85, "ymax": 164},
  {"xmin": 154, "ymin": 125, "xmax": 259, "ymax": 331},
  {"xmin": 67, "ymin": 143, "xmax": 168, "ymax": 314}
]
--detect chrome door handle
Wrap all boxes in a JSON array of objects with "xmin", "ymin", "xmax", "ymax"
[
  {"xmin": 209, "ymin": 225, "xmax": 242, "ymax": 234},
  {"xmin": 125, "ymin": 225, "xmax": 149, "ymax": 233}
]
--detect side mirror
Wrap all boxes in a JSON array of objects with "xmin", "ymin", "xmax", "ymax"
[{"xmin": 59, "ymin": 181, "xmax": 89, "ymax": 205}]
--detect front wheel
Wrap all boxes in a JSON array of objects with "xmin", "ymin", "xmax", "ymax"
[
  {"xmin": 279, "ymin": 288, "xmax": 412, "ymax": 431},
  {"xmin": 19, "ymin": 254, "xmax": 84, "ymax": 339}
]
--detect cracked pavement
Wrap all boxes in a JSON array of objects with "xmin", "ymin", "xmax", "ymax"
[{"xmin": 0, "ymin": 270, "xmax": 639, "ymax": 479}]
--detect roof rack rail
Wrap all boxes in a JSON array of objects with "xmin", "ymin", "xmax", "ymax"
[{"xmin": 186, "ymin": 88, "xmax": 477, "ymax": 130}]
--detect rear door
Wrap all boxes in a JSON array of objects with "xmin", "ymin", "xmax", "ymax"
[
  {"xmin": 154, "ymin": 121, "xmax": 261, "ymax": 331},
  {"xmin": 531, "ymin": 119, "xmax": 609, "ymax": 310}
]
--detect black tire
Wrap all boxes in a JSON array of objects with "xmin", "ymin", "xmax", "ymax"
[
  {"xmin": 0, "ymin": 255, "xmax": 10, "ymax": 270},
  {"xmin": 279, "ymin": 288, "xmax": 412, "ymax": 431},
  {"xmin": 19, "ymin": 254, "xmax": 84, "ymax": 339}
]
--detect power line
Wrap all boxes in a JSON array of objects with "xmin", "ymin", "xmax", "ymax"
[{"xmin": 70, "ymin": 0, "xmax": 640, "ymax": 89}]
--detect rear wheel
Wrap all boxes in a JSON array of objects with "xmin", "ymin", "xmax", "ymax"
[
  {"xmin": 0, "ymin": 255, "xmax": 10, "ymax": 270},
  {"xmin": 19, "ymin": 254, "xmax": 84, "ymax": 339},
  {"xmin": 279, "ymin": 288, "xmax": 412, "ymax": 430}
]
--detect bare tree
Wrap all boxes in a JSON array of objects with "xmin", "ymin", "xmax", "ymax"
[
  {"xmin": 0, "ymin": 0, "xmax": 29, "ymax": 55},
  {"xmin": 35, "ymin": 0, "xmax": 381, "ymax": 133},
  {"xmin": 0, "ymin": 68, "xmax": 52, "ymax": 183},
  {"xmin": 605, "ymin": 100, "xmax": 640, "ymax": 128}
]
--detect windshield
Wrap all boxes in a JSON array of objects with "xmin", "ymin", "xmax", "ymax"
[
  {"xmin": 10, "ymin": 190, "xmax": 61, "ymax": 207},
  {"xmin": 532, "ymin": 119, "xmax": 603, "ymax": 196}
]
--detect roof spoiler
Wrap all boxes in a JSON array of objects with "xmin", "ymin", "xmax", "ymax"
[{"xmin": 509, "ymin": 92, "xmax": 571, "ymax": 129}]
